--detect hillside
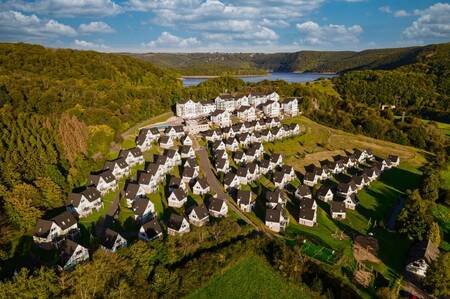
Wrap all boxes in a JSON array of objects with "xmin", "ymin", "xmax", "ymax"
[
  {"xmin": 126, "ymin": 43, "xmax": 449, "ymax": 75},
  {"xmin": 0, "ymin": 43, "xmax": 183, "ymax": 242}
]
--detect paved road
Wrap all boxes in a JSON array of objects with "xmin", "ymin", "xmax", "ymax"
[{"xmin": 195, "ymin": 146, "xmax": 271, "ymax": 236}]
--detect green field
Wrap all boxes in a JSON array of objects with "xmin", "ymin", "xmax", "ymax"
[{"xmin": 187, "ymin": 255, "xmax": 315, "ymax": 299}]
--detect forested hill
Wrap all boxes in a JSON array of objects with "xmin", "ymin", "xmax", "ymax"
[
  {"xmin": 0, "ymin": 43, "xmax": 183, "ymax": 225},
  {"xmin": 127, "ymin": 43, "xmax": 449, "ymax": 75}
]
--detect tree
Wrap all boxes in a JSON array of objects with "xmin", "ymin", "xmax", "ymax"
[
  {"xmin": 424, "ymin": 252, "xmax": 450, "ymax": 297},
  {"xmin": 0, "ymin": 267, "xmax": 61, "ymax": 299},
  {"xmin": 421, "ymin": 166, "xmax": 440, "ymax": 202},
  {"xmin": 3, "ymin": 183, "xmax": 43, "ymax": 231},
  {"xmin": 428, "ymin": 222, "xmax": 441, "ymax": 246},
  {"xmin": 34, "ymin": 177, "xmax": 64, "ymax": 209},
  {"xmin": 397, "ymin": 190, "xmax": 432, "ymax": 240}
]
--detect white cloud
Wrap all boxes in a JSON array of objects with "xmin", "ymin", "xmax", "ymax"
[
  {"xmin": 379, "ymin": 5, "xmax": 420, "ymax": 18},
  {"xmin": 404, "ymin": 3, "xmax": 450, "ymax": 39},
  {"xmin": 0, "ymin": 10, "xmax": 77, "ymax": 40},
  {"xmin": 79, "ymin": 22, "xmax": 114, "ymax": 34},
  {"xmin": 379, "ymin": 6, "xmax": 391, "ymax": 14},
  {"xmin": 132, "ymin": 0, "xmax": 321, "ymax": 47},
  {"xmin": 74, "ymin": 39, "xmax": 109, "ymax": 50},
  {"xmin": 296, "ymin": 21, "xmax": 363, "ymax": 45},
  {"xmin": 144, "ymin": 32, "xmax": 200, "ymax": 49},
  {"xmin": 3, "ymin": 0, "xmax": 122, "ymax": 17}
]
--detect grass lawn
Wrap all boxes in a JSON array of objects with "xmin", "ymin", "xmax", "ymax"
[
  {"xmin": 187, "ymin": 255, "xmax": 315, "ymax": 299},
  {"xmin": 266, "ymin": 116, "xmax": 426, "ymax": 174},
  {"xmin": 432, "ymin": 203, "xmax": 450, "ymax": 251},
  {"xmin": 121, "ymin": 111, "xmax": 174, "ymax": 140}
]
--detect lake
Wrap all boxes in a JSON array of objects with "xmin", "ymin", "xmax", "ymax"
[{"xmin": 181, "ymin": 72, "xmax": 337, "ymax": 87}]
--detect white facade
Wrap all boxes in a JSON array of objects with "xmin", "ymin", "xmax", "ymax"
[
  {"xmin": 210, "ymin": 110, "xmax": 231, "ymax": 127},
  {"xmin": 176, "ymin": 99, "xmax": 216, "ymax": 119},
  {"xmin": 282, "ymin": 98, "xmax": 299, "ymax": 116}
]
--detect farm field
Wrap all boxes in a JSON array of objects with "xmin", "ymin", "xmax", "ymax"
[{"xmin": 187, "ymin": 255, "xmax": 315, "ymax": 299}]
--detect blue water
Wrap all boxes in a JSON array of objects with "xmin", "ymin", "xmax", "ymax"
[{"xmin": 182, "ymin": 72, "xmax": 337, "ymax": 87}]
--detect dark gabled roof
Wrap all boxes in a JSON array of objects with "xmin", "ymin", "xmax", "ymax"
[
  {"xmin": 119, "ymin": 147, "xmax": 143, "ymax": 159},
  {"xmin": 104, "ymin": 157, "xmax": 128, "ymax": 171},
  {"xmin": 225, "ymin": 137, "xmax": 237, "ymax": 145},
  {"xmin": 132, "ymin": 197, "xmax": 151, "ymax": 216},
  {"xmin": 208, "ymin": 198, "xmax": 225, "ymax": 212},
  {"xmin": 270, "ymin": 153, "xmax": 281, "ymax": 163},
  {"xmin": 141, "ymin": 219, "xmax": 162, "ymax": 239},
  {"xmin": 214, "ymin": 150, "xmax": 226, "ymax": 159},
  {"xmin": 211, "ymin": 109, "xmax": 226, "ymax": 117},
  {"xmin": 353, "ymin": 149, "xmax": 364, "ymax": 159},
  {"xmin": 101, "ymin": 228, "xmax": 124, "ymax": 250},
  {"xmin": 164, "ymin": 126, "xmax": 175, "ymax": 134},
  {"xmin": 33, "ymin": 219, "xmax": 54, "ymax": 238},
  {"xmin": 234, "ymin": 151, "xmax": 245, "ymax": 160},
  {"xmin": 266, "ymin": 189, "xmax": 281, "ymax": 203},
  {"xmin": 68, "ymin": 187, "xmax": 101, "ymax": 207},
  {"xmin": 216, "ymin": 158, "xmax": 228, "ymax": 169},
  {"xmin": 304, "ymin": 172, "xmax": 317, "ymax": 182},
  {"xmin": 337, "ymin": 182, "xmax": 356, "ymax": 193},
  {"xmin": 138, "ymin": 171, "xmax": 153, "ymax": 185},
  {"xmin": 246, "ymin": 147, "xmax": 257, "ymax": 156},
  {"xmin": 88, "ymin": 169, "xmax": 115, "ymax": 186},
  {"xmin": 190, "ymin": 205, "xmax": 209, "ymax": 219},
  {"xmin": 317, "ymin": 185, "xmax": 333, "ymax": 196},
  {"xmin": 167, "ymin": 214, "xmax": 186, "ymax": 231},
  {"xmin": 237, "ymin": 190, "xmax": 252, "ymax": 205},
  {"xmin": 273, "ymin": 171, "xmax": 284, "ymax": 183},
  {"xmin": 194, "ymin": 178, "xmax": 208, "ymax": 189},
  {"xmin": 407, "ymin": 239, "xmax": 439, "ymax": 265},
  {"xmin": 296, "ymin": 185, "xmax": 311, "ymax": 197},
  {"xmin": 163, "ymin": 148, "xmax": 178, "ymax": 158},
  {"xmin": 299, "ymin": 198, "xmax": 316, "ymax": 221},
  {"xmin": 184, "ymin": 158, "xmax": 198, "ymax": 168},
  {"xmin": 159, "ymin": 136, "xmax": 171, "ymax": 144},
  {"xmin": 180, "ymin": 145, "xmax": 193, "ymax": 154},
  {"xmin": 146, "ymin": 163, "xmax": 160, "ymax": 175},
  {"xmin": 124, "ymin": 182, "xmax": 140, "ymax": 199},
  {"xmin": 173, "ymin": 126, "xmax": 184, "ymax": 133},
  {"xmin": 180, "ymin": 135, "xmax": 191, "ymax": 143},
  {"xmin": 202, "ymin": 129, "xmax": 214, "ymax": 137},
  {"xmin": 182, "ymin": 167, "xmax": 196, "ymax": 178},
  {"xmin": 171, "ymin": 188, "xmax": 187, "ymax": 201},
  {"xmin": 265, "ymin": 207, "xmax": 281, "ymax": 222},
  {"xmin": 60, "ymin": 239, "xmax": 84, "ymax": 266},
  {"xmin": 224, "ymin": 172, "xmax": 236, "ymax": 185},
  {"xmin": 211, "ymin": 140, "xmax": 224, "ymax": 149},
  {"xmin": 388, "ymin": 155, "xmax": 399, "ymax": 162},
  {"xmin": 237, "ymin": 133, "xmax": 249, "ymax": 142},
  {"xmin": 169, "ymin": 176, "xmax": 182, "ymax": 187},
  {"xmin": 353, "ymin": 175, "xmax": 364, "ymax": 185},
  {"xmin": 247, "ymin": 162, "xmax": 258, "ymax": 174},
  {"xmin": 236, "ymin": 166, "xmax": 249, "ymax": 177},
  {"xmin": 345, "ymin": 193, "xmax": 358, "ymax": 204},
  {"xmin": 304, "ymin": 164, "xmax": 317, "ymax": 173},
  {"xmin": 237, "ymin": 106, "xmax": 252, "ymax": 112},
  {"xmin": 281, "ymin": 165, "xmax": 294, "ymax": 174},
  {"xmin": 259, "ymin": 159, "xmax": 270, "ymax": 168},
  {"xmin": 330, "ymin": 201, "xmax": 346, "ymax": 213},
  {"xmin": 52, "ymin": 211, "xmax": 77, "ymax": 230},
  {"xmin": 136, "ymin": 130, "xmax": 148, "ymax": 145}
]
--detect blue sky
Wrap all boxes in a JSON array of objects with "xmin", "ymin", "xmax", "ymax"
[{"xmin": 0, "ymin": 0, "xmax": 449, "ymax": 52}]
